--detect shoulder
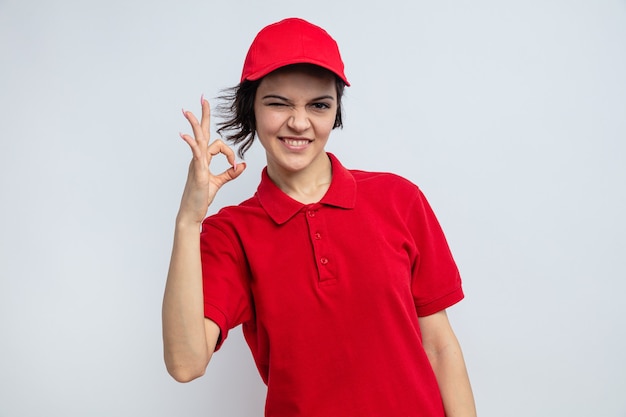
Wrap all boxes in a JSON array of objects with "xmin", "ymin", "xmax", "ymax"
[
  {"xmin": 201, "ymin": 195, "xmax": 262, "ymax": 232},
  {"xmin": 350, "ymin": 168, "xmax": 422, "ymax": 199},
  {"xmin": 330, "ymin": 153, "xmax": 420, "ymax": 196}
]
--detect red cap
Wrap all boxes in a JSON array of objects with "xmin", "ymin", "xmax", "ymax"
[{"xmin": 241, "ymin": 18, "xmax": 350, "ymax": 86}]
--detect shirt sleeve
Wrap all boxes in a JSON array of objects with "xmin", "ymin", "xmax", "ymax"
[
  {"xmin": 408, "ymin": 188, "xmax": 464, "ymax": 316},
  {"xmin": 200, "ymin": 218, "xmax": 253, "ymax": 350}
]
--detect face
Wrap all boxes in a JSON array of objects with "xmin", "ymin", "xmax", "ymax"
[{"xmin": 254, "ymin": 66, "xmax": 338, "ymax": 178}]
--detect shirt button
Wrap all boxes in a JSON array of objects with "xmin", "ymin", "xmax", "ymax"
[
  {"xmin": 320, "ymin": 257, "xmax": 329, "ymax": 265},
  {"xmin": 308, "ymin": 210, "xmax": 316, "ymax": 217},
  {"xmin": 314, "ymin": 232, "xmax": 321, "ymax": 240}
]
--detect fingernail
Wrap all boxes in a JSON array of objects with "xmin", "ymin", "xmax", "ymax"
[
  {"xmin": 201, "ymin": 94, "xmax": 205, "ymax": 106},
  {"xmin": 233, "ymin": 161, "xmax": 238, "ymax": 171},
  {"xmin": 179, "ymin": 132, "xmax": 185, "ymax": 139},
  {"xmin": 181, "ymin": 108, "xmax": 187, "ymax": 117}
]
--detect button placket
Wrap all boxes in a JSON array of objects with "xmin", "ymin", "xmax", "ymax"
[{"xmin": 304, "ymin": 205, "xmax": 335, "ymax": 283}]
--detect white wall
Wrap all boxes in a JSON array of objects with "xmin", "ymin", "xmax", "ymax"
[{"xmin": 1, "ymin": 1, "xmax": 625, "ymax": 416}]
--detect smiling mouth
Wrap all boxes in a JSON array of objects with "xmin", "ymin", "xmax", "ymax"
[{"xmin": 281, "ymin": 137, "xmax": 312, "ymax": 147}]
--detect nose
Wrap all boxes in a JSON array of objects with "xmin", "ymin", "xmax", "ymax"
[{"xmin": 287, "ymin": 109, "xmax": 311, "ymax": 132}]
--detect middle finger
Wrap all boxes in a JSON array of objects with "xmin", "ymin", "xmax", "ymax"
[{"xmin": 200, "ymin": 95, "xmax": 211, "ymax": 140}]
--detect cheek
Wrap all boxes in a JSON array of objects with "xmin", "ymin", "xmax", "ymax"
[
  {"xmin": 255, "ymin": 110, "xmax": 283, "ymax": 134},
  {"xmin": 317, "ymin": 116, "xmax": 336, "ymax": 136}
]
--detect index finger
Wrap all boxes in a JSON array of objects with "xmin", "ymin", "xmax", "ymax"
[{"xmin": 207, "ymin": 139, "xmax": 237, "ymax": 168}]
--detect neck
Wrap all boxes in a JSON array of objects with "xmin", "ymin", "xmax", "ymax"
[{"xmin": 267, "ymin": 154, "xmax": 332, "ymax": 204}]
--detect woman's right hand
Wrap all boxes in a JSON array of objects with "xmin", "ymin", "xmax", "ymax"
[{"xmin": 177, "ymin": 96, "xmax": 246, "ymax": 225}]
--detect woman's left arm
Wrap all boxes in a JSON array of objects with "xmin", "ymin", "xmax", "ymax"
[{"xmin": 419, "ymin": 310, "xmax": 477, "ymax": 417}]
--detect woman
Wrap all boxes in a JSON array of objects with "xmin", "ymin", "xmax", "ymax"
[{"xmin": 163, "ymin": 17, "xmax": 476, "ymax": 417}]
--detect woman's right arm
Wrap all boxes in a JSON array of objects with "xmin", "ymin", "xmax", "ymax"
[{"xmin": 162, "ymin": 97, "xmax": 246, "ymax": 382}]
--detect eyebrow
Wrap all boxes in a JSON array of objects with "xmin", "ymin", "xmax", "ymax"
[{"xmin": 261, "ymin": 94, "xmax": 335, "ymax": 102}]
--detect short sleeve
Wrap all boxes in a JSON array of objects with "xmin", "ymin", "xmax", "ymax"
[
  {"xmin": 200, "ymin": 218, "xmax": 253, "ymax": 350},
  {"xmin": 408, "ymin": 189, "xmax": 464, "ymax": 316}
]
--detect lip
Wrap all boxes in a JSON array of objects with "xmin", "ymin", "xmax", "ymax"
[{"xmin": 279, "ymin": 136, "xmax": 313, "ymax": 151}]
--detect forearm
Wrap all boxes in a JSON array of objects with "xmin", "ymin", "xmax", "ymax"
[
  {"xmin": 426, "ymin": 334, "xmax": 476, "ymax": 417},
  {"xmin": 162, "ymin": 219, "xmax": 211, "ymax": 382}
]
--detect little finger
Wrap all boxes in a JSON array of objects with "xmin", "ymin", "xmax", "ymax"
[
  {"xmin": 179, "ymin": 132, "xmax": 204, "ymax": 159},
  {"xmin": 182, "ymin": 108, "xmax": 206, "ymax": 145}
]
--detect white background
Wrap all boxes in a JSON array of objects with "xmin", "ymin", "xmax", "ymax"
[{"xmin": 1, "ymin": 1, "xmax": 625, "ymax": 416}]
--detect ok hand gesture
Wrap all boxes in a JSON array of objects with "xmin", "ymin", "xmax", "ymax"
[{"xmin": 177, "ymin": 96, "xmax": 246, "ymax": 225}]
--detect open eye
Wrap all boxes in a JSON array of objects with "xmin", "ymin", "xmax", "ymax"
[{"xmin": 311, "ymin": 102, "xmax": 331, "ymax": 110}]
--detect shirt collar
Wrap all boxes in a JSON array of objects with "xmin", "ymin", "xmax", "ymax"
[{"xmin": 256, "ymin": 153, "xmax": 357, "ymax": 225}]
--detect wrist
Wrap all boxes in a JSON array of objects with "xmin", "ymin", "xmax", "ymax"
[{"xmin": 175, "ymin": 213, "xmax": 203, "ymax": 230}]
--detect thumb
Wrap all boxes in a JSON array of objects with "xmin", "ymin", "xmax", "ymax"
[
  {"xmin": 215, "ymin": 162, "xmax": 247, "ymax": 185},
  {"xmin": 229, "ymin": 161, "xmax": 247, "ymax": 179}
]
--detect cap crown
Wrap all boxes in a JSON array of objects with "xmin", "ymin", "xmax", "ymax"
[{"xmin": 241, "ymin": 18, "xmax": 349, "ymax": 86}]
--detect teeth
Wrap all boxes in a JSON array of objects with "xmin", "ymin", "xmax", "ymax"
[{"xmin": 284, "ymin": 139, "xmax": 309, "ymax": 146}]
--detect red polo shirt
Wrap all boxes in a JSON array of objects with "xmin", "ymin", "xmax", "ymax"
[{"xmin": 201, "ymin": 153, "xmax": 463, "ymax": 416}]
